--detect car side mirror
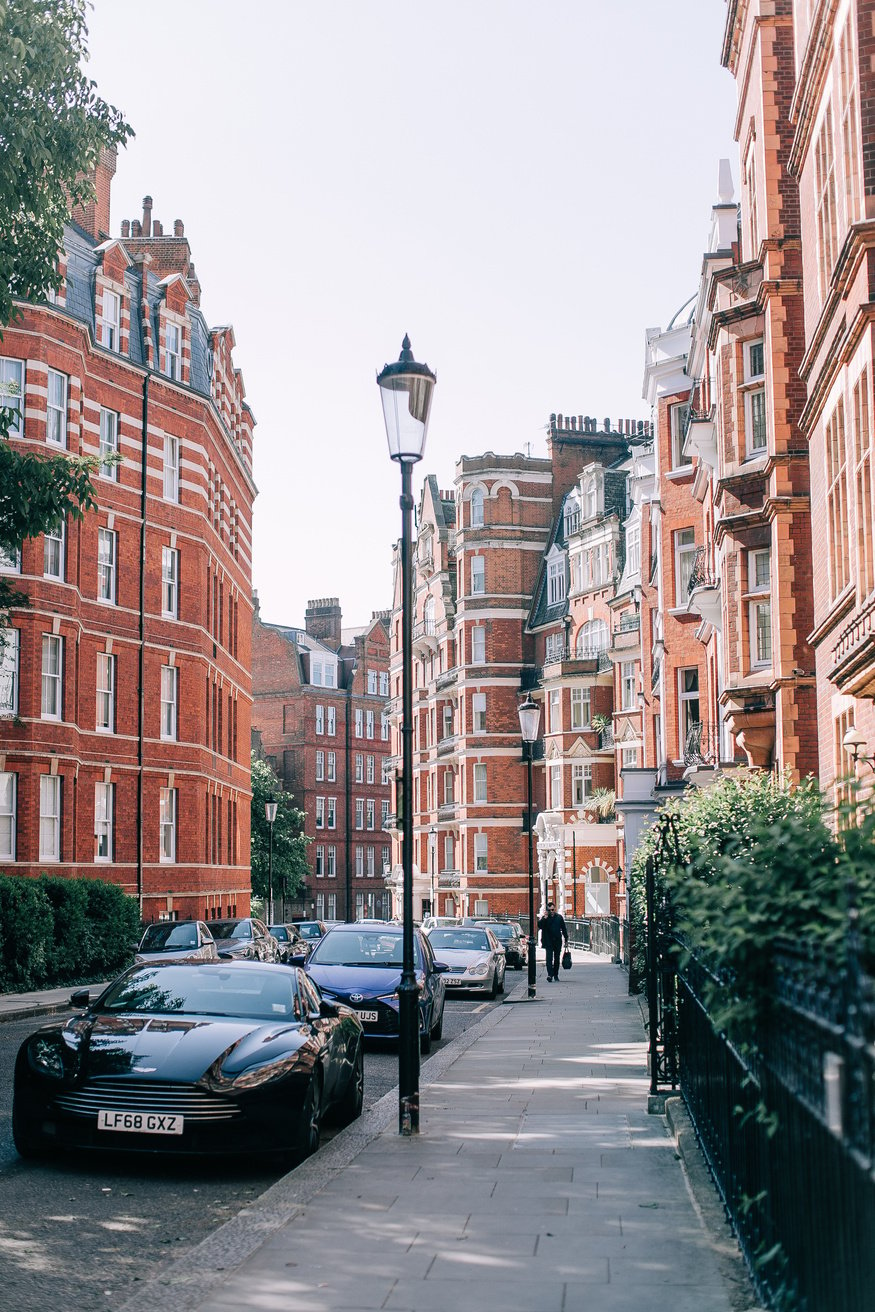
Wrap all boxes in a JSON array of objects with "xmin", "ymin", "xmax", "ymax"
[
  {"xmin": 70, "ymin": 989, "xmax": 90, "ymax": 1008},
  {"xmin": 289, "ymin": 952, "xmax": 308, "ymax": 966},
  {"xmin": 433, "ymin": 962, "xmax": 450, "ymax": 973},
  {"xmin": 319, "ymin": 999, "xmax": 339, "ymax": 1018}
]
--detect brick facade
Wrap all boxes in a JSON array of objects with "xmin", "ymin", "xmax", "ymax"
[
  {"xmin": 251, "ymin": 600, "xmax": 392, "ymax": 922},
  {"xmin": 0, "ymin": 174, "xmax": 255, "ymax": 921}
]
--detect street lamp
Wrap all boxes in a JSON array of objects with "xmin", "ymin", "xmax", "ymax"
[
  {"xmin": 429, "ymin": 824, "xmax": 438, "ymax": 917},
  {"xmin": 843, "ymin": 725, "xmax": 874, "ymax": 770},
  {"xmin": 265, "ymin": 799, "xmax": 278, "ymax": 923},
  {"xmin": 518, "ymin": 696, "xmax": 541, "ymax": 999},
  {"xmin": 378, "ymin": 334, "xmax": 436, "ymax": 1137}
]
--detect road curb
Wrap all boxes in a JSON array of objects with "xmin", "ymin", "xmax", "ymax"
[{"xmin": 118, "ymin": 975, "xmax": 527, "ymax": 1312}]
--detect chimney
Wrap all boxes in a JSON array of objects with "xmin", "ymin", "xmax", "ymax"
[
  {"xmin": 71, "ymin": 146, "xmax": 117, "ymax": 239},
  {"xmin": 121, "ymin": 220, "xmax": 130, "ymax": 238},
  {"xmin": 142, "ymin": 195, "xmax": 152, "ymax": 238},
  {"xmin": 131, "ymin": 219, "xmax": 142, "ymax": 237},
  {"xmin": 153, "ymin": 220, "xmax": 163, "ymax": 236},
  {"xmin": 305, "ymin": 597, "xmax": 343, "ymax": 649},
  {"xmin": 173, "ymin": 219, "xmax": 184, "ymax": 237}
]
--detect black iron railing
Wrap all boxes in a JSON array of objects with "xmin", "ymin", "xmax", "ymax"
[
  {"xmin": 687, "ymin": 545, "xmax": 717, "ymax": 596},
  {"xmin": 677, "ymin": 936, "xmax": 875, "ymax": 1312},
  {"xmin": 683, "ymin": 720, "xmax": 720, "ymax": 767}
]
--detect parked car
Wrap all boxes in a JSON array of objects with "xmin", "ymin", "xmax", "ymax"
[
  {"xmin": 12, "ymin": 961, "xmax": 364, "ymax": 1162},
  {"xmin": 304, "ymin": 923, "xmax": 447, "ymax": 1053},
  {"xmin": 269, "ymin": 923, "xmax": 310, "ymax": 965},
  {"xmin": 135, "ymin": 920, "xmax": 218, "ymax": 964},
  {"xmin": 474, "ymin": 920, "xmax": 527, "ymax": 970},
  {"xmin": 292, "ymin": 919, "xmax": 329, "ymax": 945},
  {"xmin": 206, "ymin": 917, "xmax": 280, "ymax": 962},
  {"xmin": 421, "ymin": 915, "xmax": 460, "ymax": 932},
  {"xmin": 423, "ymin": 925, "xmax": 506, "ymax": 996}
]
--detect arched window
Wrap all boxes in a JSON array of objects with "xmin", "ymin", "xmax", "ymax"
[
  {"xmin": 423, "ymin": 595, "xmax": 436, "ymax": 636},
  {"xmin": 564, "ymin": 494, "xmax": 580, "ymax": 537},
  {"xmin": 470, "ymin": 488, "xmax": 484, "ymax": 528},
  {"xmin": 585, "ymin": 863, "xmax": 611, "ymax": 915},
  {"xmin": 576, "ymin": 619, "xmax": 608, "ymax": 657}
]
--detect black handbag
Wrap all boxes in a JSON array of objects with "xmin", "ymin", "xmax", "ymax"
[{"xmin": 561, "ymin": 949, "xmax": 572, "ymax": 971}]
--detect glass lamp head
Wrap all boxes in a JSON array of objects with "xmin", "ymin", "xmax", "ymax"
[
  {"xmin": 518, "ymin": 697, "xmax": 541, "ymax": 744},
  {"xmin": 377, "ymin": 335, "xmax": 436, "ymax": 463}
]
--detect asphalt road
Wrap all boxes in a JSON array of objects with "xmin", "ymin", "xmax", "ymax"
[{"xmin": 0, "ymin": 990, "xmax": 507, "ymax": 1312}]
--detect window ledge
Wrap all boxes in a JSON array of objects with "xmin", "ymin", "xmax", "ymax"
[{"xmin": 665, "ymin": 466, "xmax": 695, "ymax": 481}]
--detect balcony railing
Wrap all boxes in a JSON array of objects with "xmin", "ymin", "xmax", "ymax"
[
  {"xmin": 687, "ymin": 546, "xmax": 717, "ymax": 597},
  {"xmin": 616, "ymin": 614, "xmax": 641, "ymax": 633},
  {"xmin": 435, "ymin": 667, "xmax": 458, "ymax": 690},
  {"xmin": 543, "ymin": 645, "xmax": 612, "ymax": 673},
  {"xmin": 438, "ymin": 801, "xmax": 456, "ymax": 820},
  {"xmin": 683, "ymin": 720, "xmax": 720, "ymax": 767},
  {"xmin": 437, "ymin": 734, "xmax": 458, "ymax": 757}
]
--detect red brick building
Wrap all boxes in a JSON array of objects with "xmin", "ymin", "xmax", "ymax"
[
  {"xmin": 0, "ymin": 155, "xmax": 255, "ymax": 921},
  {"xmin": 251, "ymin": 599, "xmax": 392, "ymax": 922}
]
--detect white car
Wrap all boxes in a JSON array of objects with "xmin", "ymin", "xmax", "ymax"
[
  {"xmin": 135, "ymin": 920, "xmax": 218, "ymax": 964},
  {"xmin": 424, "ymin": 926, "xmax": 506, "ymax": 996}
]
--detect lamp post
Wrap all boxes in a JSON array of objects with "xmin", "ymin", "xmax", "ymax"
[
  {"xmin": 429, "ymin": 824, "xmax": 438, "ymax": 917},
  {"xmin": 378, "ymin": 335, "xmax": 436, "ymax": 1137},
  {"xmin": 518, "ymin": 697, "xmax": 541, "ymax": 999},
  {"xmin": 265, "ymin": 800, "xmax": 278, "ymax": 923}
]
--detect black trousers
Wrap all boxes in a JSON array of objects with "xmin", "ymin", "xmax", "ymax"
[{"xmin": 545, "ymin": 941, "xmax": 562, "ymax": 979}]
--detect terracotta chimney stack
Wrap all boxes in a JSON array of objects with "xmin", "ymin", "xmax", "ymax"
[{"xmin": 142, "ymin": 195, "xmax": 152, "ymax": 238}]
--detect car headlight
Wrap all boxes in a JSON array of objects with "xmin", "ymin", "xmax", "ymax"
[
  {"xmin": 468, "ymin": 962, "xmax": 490, "ymax": 977},
  {"xmin": 29, "ymin": 1037, "xmax": 65, "ymax": 1079}
]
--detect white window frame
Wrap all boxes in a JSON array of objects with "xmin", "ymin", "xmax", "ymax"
[
  {"xmin": 471, "ymin": 555, "xmax": 485, "ymax": 595},
  {"xmin": 570, "ymin": 686, "xmax": 590, "ymax": 730},
  {"xmin": 99, "ymin": 408, "xmax": 119, "ymax": 479},
  {"xmin": 474, "ymin": 832, "xmax": 488, "ymax": 873},
  {"xmin": 159, "ymin": 786, "xmax": 177, "ymax": 863},
  {"xmin": 41, "ymin": 633, "xmax": 63, "ymax": 720},
  {"xmin": 39, "ymin": 774, "xmax": 61, "ymax": 861},
  {"xmin": 326, "ymin": 750, "xmax": 336, "ymax": 782},
  {"xmin": 355, "ymin": 709, "xmax": 363, "ymax": 737},
  {"xmin": 470, "ymin": 487, "xmax": 484, "ymax": 528},
  {"xmin": 165, "ymin": 321, "xmax": 181, "ymax": 381},
  {"xmin": 366, "ymin": 754, "xmax": 375, "ymax": 784},
  {"xmin": 743, "ymin": 339, "xmax": 767, "ymax": 455},
  {"xmin": 572, "ymin": 762, "xmax": 592, "ymax": 806},
  {"xmin": 749, "ymin": 547, "xmax": 771, "ymax": 594},
  {"xmin": 160, "ymin": 665, "xmax": 178, "ymax": 741},
  {"xmin": 0, "ymin": 771, "xmax": 15, "ymax": 859},
  {"xmin": 162, "ymin": 547, "xmax": 179, "ymax": 618},
  {"xmin": 0, "ymin": 357, "xmax": 24, "ymax": 435},
  {"xmin": 46, "ymin": 369, "xmax": 67, "ymax": 446},
  {"xmin": 326, "ymin": 845, "xmax": 336, "ymax": 876},
  {"xmin": 355, "ymin": 845, "xmax": 364, "ymax": 877},
  {"xmin": 678, "ymin": 667, "xmax": 701, "ymax": 744},
  {"xmin": 44, "ymin": 519, "xmax": 65, "ymax": 580},
  {"xmin": 473, "ymin": 692, "xmax": 486, "ymax": 733},
  {"xmin": 327, "ymin": 797, "xmax": 336, "ymax": 829},
  {"xmin": 355, "ymin": 798, "xmax": 364, "ymax": 830},
  {"xmin": 315, "ymin": 844, "xmax": 325, "ymax": 877},
  {"xmin": 473, "ymin": 763, "xmax": 487, "ymax": 803},
  {"xmin": 326, "ymin": 705, "xmax": 336, "ymax": 736},
  {"xmin": 366, "ymin": 798, "xmax": 375, "ymax": 830},
  {"xmin": 671, "ymin": 403, "xmax": 691, "ymax": 469},
  {"xmin": 621, "ymin": 747, "xmax": 638, "ymax": 769},
  {"xmin": 366, "ymin": 710, "xmax": 374, "ymax": 739},
  {"xmin": 316, "ymin": 750, "xmax": 325, "ymax": 782},
  {"xmin": 472, "ymin": 625, "xmax": 486, "ymax": 664},
  {"xmin": 381, "ymin": 712, "xmax": 390, "ymax": 741},
  {"xmin": 315, "ymin": 704, "xmax": 325, "ymax": 735},
  {"xmin": 95, "ymin": 782, "xmax": 114, "ymax": 861},
  {"xmin": 163, "ymin": 434, "xmax": 180, "ymax": 502},
  {"xmin": 96, "ymin": 652, "xmax": 115, "ymax": 732},
  {"xmin": 367, "ymin": 669, "xmax": 378, "ymax": 694},
  {"xmin": 355, "ymin": 752, "xmax": 363, "ymax": 783},
  {"xmin": 315, "ymin": 796, "xmax": 325, "ymax": 829},
  {"xmin": 379, "ymin": 672, "xmax": 389, "ymax": 696},
  {"xmin": 549, "ymin": 763, "xmax": 562, "ymax": 808},
  {"xmin": 0, "ymin": 629, "xmax": 19, "ymax": 717},
  {"xmin": 97, "ymin": 527, "xmax": 117, "ymax": 603},
  {"xmin": 549, "ymin": 688, "xmax": 561, "ymax": 732},
  {"xmin": 100, "ymin": 288, "xmax": 121, "ymax": 351},
  {"xmin": 547, "ymin": 554, "xmax": 567, "ymax": 605},
  {"xmin": 675, "ymin": 528, "xmax": 697, "ymax": 603},
  {"xmin": 750, "ymin": 599, "xmax": 772, "ymax": 669},
  {"xmin": 621, "ymin": 661, "xmax": 636, "ymax": 711}
]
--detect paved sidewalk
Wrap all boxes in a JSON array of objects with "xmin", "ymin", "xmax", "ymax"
[
  {"xmin": 0, "ymin": 980, "xmax": 109, "ymax": 1023},
  {"xmin": 118, "ymin": 951, "xmax": 749, "ymax": 1312}
]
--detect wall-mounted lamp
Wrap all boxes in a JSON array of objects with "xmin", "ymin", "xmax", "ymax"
[{"xmin": 842, "ymin": 724, "xmax": 874, "ymax": 771}]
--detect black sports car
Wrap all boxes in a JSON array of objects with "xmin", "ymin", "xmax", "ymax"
[{"xmin": 12, "ymin": 961, "xmax": 364, "ymax": 1163}]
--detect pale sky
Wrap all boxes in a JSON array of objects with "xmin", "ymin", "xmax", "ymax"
[{"xmin": 85, "ymin": 1, "xmax": 738, "ymax": 629}]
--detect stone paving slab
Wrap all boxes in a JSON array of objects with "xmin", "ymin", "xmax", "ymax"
[{"xmin": 119, "ymin": 952, "xmax": 748, "ymax": 1312}]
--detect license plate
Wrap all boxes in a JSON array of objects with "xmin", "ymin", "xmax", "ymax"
[
  {"xmin": 446, "ymin": 977, "xmax": 464, "ymax": 986},
  {"xmin": 97, "ymin": 1109, "xmax": 184, "ymax": 1135},
  {"xmin": 356, "ymin": 1010, "xmax": 379, "ymax": 1023}
]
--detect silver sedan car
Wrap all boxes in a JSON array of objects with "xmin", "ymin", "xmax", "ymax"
[
  {"xmin": 424, "ymin": 926, "xmax": 506, "ymax": 996},
  {"xmin": 135, "ymin": 920, "xmax": 218, "ymax": 964}
]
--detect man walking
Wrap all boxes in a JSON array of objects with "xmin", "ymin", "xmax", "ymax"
[{"xmin": 538, "ymin": 900, "xmax": 569, "ymax": 982}]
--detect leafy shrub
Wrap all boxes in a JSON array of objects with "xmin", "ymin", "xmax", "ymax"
[
  {"xmin": 629, "ymin": 771, "xmax": 873, "ymax": 1048},
  {"xmin": 0, "ymin": 872, "xmax": 139, "ymax": 991},
  {"xmin": 0, "ymin": 875, "xmax": 53, "ymax": 990}
]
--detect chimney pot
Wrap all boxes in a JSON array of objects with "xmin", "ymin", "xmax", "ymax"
[
  {"xmin": 132, "ymin": 220, "xmax": 142, "ymax": 237},
  {"xmin": 121, "ymin": 220, "xmax": 130, "ymax": 238},
  {"xmin": 174, "ymin": 219, "xmax": 184, "ymax": 237},
  {"xmin": 142, "ymin": 195, "xmax": 153, "ymax": 237},
  {"xmin": 153, "ymin": 220, "xmax": 163, "ymax": 236}
]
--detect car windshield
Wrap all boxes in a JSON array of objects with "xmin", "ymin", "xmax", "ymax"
[
  {"xmin": 139, "ymin": 923, "xmax": 200, "ymax": 951},
  {"xmin": 429, "ymin": 929, "xmax": 491, "ymax": 951},
  {"xmin": 208, "ymin": 921, "xmax": 251, "ymax": 941},
  {"xmin": 99, "ymin": 966, "xmax": 299, "ymax": 1021},
  {"xmin": 270, "ymin": 927, "xmax": 289, "ymax": 942},
  {"xmin": 296, "ymin": 923, "xmax": 322, "ymax": 940},
  {"xmin": 481, "ymin": 924, "xmax": 513, "ymax": 942},
  {"xmin": 310, "ymin": 929, "xmax": 418, "ymax": 968}
]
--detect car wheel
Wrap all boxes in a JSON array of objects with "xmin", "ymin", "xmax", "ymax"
[
  {"xmin": 420, "ymin": 1024, "xmax": 432, "ymax": 1054},
  {"xmin": 12, "ymin": 1103, "xmax": 50, "ymax": 1160},
  {"xmin": 489, "ymin": 970, "xmax": 499, "ymax": 999},
  {"xmin": 295, "ymin": 1069, "xmax": 323, "ymax": 1161},
  {"xmin": 497, "ymin": 969, "xmax": 505, "ymax": 995},
  {"xmin": 334, "ymin": 1043, "xmax": 364, "ymax": 1127}
]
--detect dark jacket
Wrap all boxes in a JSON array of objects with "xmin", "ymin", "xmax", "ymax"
[{"xmin": 538, "ymin": 911, "xmax": 568, "ymax": 947}]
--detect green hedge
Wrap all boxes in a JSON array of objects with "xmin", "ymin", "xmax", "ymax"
[{"xmin": 0, "ymin": 873, "xmax": 139, "ymax": 992}]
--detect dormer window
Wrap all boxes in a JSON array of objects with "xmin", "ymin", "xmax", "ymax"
[
  {"xmin": 547, "ymin": 553, "xmax": 566, "ymax": 605},
  {"xmin": 564, "ymin": 496, "xmax": 581, "ymax": 537},
  {"xmin": 311, "ymin": 657, "xmax": 337, "ymax": 688},
  {"xmin": 100, "ymin": 290, "xmax": 121, "ymax": 351},
  {"xmin": 584, "ymin": 479, "xmax": 598, "ymax": 519},
  {"xmin": 165, "ymin": 322, "xmax": 181, "ymax": 381},
  {"xmin": 470, "ymin": 488, "xmax": 484, "ymax": 528}
]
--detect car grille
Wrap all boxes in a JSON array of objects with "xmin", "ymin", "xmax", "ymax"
[{"xmin": 54, "ymin": 1078, "xmax": 241, "ymax": 1122}]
